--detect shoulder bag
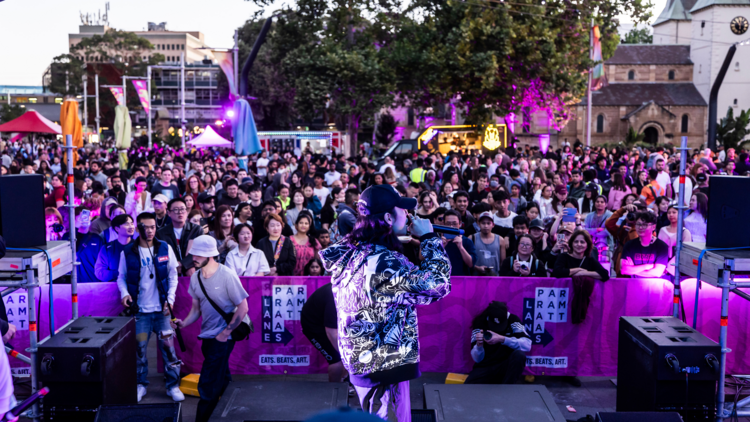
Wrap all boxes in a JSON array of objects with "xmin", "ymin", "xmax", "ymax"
[{"xmin": 197, "ymin": 271, "xmax": 253, "ymax": 341}]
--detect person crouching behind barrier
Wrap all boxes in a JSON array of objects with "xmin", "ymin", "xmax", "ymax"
[
  {"xmin": 320, "ymin": 184, "xmax": 451, "ymax": 422},
  {"xmin": 466, "ymin": 301, "xmax": 530, "ymax": 385}
]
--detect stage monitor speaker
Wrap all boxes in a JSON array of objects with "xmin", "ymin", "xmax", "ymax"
[
  {"xmin": 616, "ymin": 317, "xmax": 720, "ymax": 421},
  {"xmin": 706, "ymin": 175, "xmax": 750, "ymax": 248},
  {"xmin": 597, "ymin": 412, "xmax": 683, "ymax": 422},
  {"xmin": 212, "ymin": 381, "xmax": 349, "ymax": 422},
  {"xmin": 0, "ymin": 174, "xmax": 46, "ymax": 247},
  {"xmin": 39, "ymin": 317, "xmax": 137, "ymax": 422},
  {"xmin": 423, "ymin": 384, "xmax": 566, "ymax": 422},
  {"xmin": 94, "ymin": 403, "xmax": 182, "ymax": 422}
]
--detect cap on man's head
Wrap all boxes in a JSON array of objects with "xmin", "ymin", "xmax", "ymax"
[
  {"xmin": 478, "ymin": 212, "xmax": 495, "ymax": 223},
  {"xmin": 197, "ymin": 192, "xmax": 215, "ymax": 203},
  {"xmin": 584, "ymin": 183, "xmax": 599, "ymax": 193},
  {"xmin": 153, "ymin": 194, "xmax": 169, "ymax": 204},
  {"xmin": 529, "ymin": 218, "xmax": 544, "ymax": 230},
  {"xmin": 558, "ymin": 223, "xmax": 575, "ymax": 234},
  {"xmin": 486, "ymin": 301, "xmax": 509, "ymax": 333},
  {"xmin": 357, "ymin": 185, "xmax": 417, "ymax": 216},
  {"xmin": 554, "ymin": 185, "xmax": 568, "ymax": 195}
]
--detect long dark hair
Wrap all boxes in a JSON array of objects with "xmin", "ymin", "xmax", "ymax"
[
  {"xmin": 212, "ymin": 205, "xmax": 234, "ymax": 240},
  {"xmin": 691, "ymin": 192, "xmax": 708, "ymax": 221},
  {"xmin": 344, "ymin": 210, "xmax": 404, "ymax": 253}
]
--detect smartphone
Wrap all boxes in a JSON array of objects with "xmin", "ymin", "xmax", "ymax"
[
  {"xmin": 557, "ymin": 233, "xmax": 565, "ymax": 242},
  {"xmin": 562, "ymin": 207, "xmax": 576, "ymax": 223}
]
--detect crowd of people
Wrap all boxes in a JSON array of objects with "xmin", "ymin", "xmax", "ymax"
[{"xmin": 3, "ymin": 136, "xmax": 736, "ymax": 420}]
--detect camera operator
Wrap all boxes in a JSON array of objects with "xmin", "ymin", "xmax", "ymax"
[
  {"xmin": 466, "ymin": 301, "xmax": 530, "ymax": 385},
  {"xmin": 499, "ymin": 234, "xmax": 547, "ymax": 277},
  {"xmin": 620, "ymin": 211, "xmax": 669, "ymax": 278}
]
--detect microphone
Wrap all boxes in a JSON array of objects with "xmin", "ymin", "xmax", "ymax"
[
  {"xmin": 432, "ymin": 225, "xmax": 464, "ymax": 236},
  {"xmin": 3, "ymin": 386, "xmax": 49, "ymax": 421}
]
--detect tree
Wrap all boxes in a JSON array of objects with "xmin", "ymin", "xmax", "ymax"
[
  {"xmin": 621, "ymin": 27, "xmax": 653, "ymax": 44},
  {"xmin": 389, "ymin": 0, "xmax": 653, "ymax": 125},
  {"xmin": 624, "ymin": 126, "xmax": 645, "ymax": 146},
  {"xmin": 48, "ymin": 29, "xmax": 164, "ymax": 128},
  {"xmin": 227, "ymin": 11, "xmax": 309, "ymax": 131},
  {"xmin": 716, "ymin": 107, "xmax": 750, "ymax": 150},
  {"xmin": 0, "ymin": 104, "xmax": 25, "ymax": 124},
  {"xmin": 375, "ymin": 112, "xmax": 397, "ymax": 147}
]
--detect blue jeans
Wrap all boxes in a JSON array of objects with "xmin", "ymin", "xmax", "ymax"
[
  {"xmin": 196, "ymin": 338, "xmax": 235, "ymax": 422},
  {"xmin": 135, "ymin": 311, "xmax": 181, "ymax": 389}
]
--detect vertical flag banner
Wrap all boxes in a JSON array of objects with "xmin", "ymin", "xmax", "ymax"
[
  {"xmin": 591, "ymin": 25, "xmax": 608, "ymax": 91},
  {"xmin": 131, "ymin": 80, "xmax": 150, "ymax": 115},
  {"xmin": 213, "ymin": 51, "xmax": 237, "ymax": 99},
  {"xmin": 109, "ymin": 87, "xmax": 125, "ymax": 106}
]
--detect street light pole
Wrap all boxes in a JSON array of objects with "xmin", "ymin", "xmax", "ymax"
[
  {"xmin": 95, "ymin": 74, "xmax": 100, "ymax": 135},
  {"xmin": 147, "ymin": 66, "xmax": 152, "ymax": 148},
  {"xmin": 83, "ymin": 74, "xmax": 88, "ymax": 136},
  {"xmin": 234, "ymin": 30, "xmax": 239, "ymax": 92},
  {"xmin": 181, "ymin": 52, "xmax": 186, "ymax": 150}
]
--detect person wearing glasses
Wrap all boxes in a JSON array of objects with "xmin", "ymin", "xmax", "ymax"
[
  {"xmin": 157, "ymin": 198, "xmax": 203, "ymax": 277},
  {"xmin": 499, "ymin": 234, "xmax": 547, "ymax": 277},
  {"xmin": 619, "ymin": 211, "xmax": 669, "ymax": 278}
]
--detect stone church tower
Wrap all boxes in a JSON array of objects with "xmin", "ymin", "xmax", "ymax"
[{"xmin": 654, "ymin": 0, "xmax": 750, "ymax": 119}]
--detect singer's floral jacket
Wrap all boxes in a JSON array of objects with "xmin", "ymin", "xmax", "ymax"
[{"xmin": 320, "ymin": 233, "xmax": 451, "ymax": 384}]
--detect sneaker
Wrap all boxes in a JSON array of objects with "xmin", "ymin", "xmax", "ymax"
[
  {"xmin": 166, "ymin": 386, "xmax": 185, "ymax": 402},
  {"xmin": 137, "ymin": 385, "xmax": 147, "ymax": 402}
]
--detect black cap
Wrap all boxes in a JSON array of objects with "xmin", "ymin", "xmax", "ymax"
[
  {"xmin": 486, "ymin": 301, "xmax": 509, "ymax": 333},
  {"xmin": 529, "ymin": 218, "xmax": 544, "ymax": 229},
  {"xmin": 358, "ymin": 185, "xmax": 417, "ymax": 216},
  {"xmin": 197, "ymin": 192, "xmax": 215, "ymax": 203},
  {"xmin": 584, "ymin": 183, "xmax": 599, "ymax": 192}
]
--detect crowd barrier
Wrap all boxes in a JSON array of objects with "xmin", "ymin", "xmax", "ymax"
[{"xmin": 4, "ymin": 277, "xmax": 749, "ymax": 377}]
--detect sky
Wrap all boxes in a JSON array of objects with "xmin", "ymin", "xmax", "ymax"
[{"xmin": 0, "ymin": 0, "xmax": 667, "ymax": 86}]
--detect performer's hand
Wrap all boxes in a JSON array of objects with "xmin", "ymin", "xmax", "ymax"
[
  {"xmin": 122, "ymin": 295, "xmax": 132, "ymax": 307},
  {"xmin": 2, "ymin": 324, "xmax": 16, "ymax": 343},
  {"xmin": 410, "ymin": 215, "xmax": 433, "ymax": 237},
  {"xmin": 485, "ymin": 330, "xmax": 505, "ymax": 345}
]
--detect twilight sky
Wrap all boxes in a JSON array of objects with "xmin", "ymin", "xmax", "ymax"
[{"xmin": 0, "ymin": 0, "xmax": 667, "ymax": 86}]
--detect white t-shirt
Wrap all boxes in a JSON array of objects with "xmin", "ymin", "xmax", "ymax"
[
  {"xmin": 174, "ymin": 227, "xmax": 184, "ymax": 242},
  {"xmin": 656, "ymin": 171, "xmax": 671, "ymax": 196},
  {"xmin": 324, "ymin": 171, "xmax": 341, "ymax": 187},
  {"xmin": 314, "ymin": 187, "xmax": 331, "ymax": 206},
  {"xmin": 225, "ymin": 245, "xmax": 270, "ymax": 276},
  {"xmin": 493, "ymin": 211, "xmax": 518, "ymax": 228},
  {"xmin": 117, "ymin": 244, "xmax": 179, "ymax": 313},
  {"xmin": 256, "ymin": 157, "xmax": 269, "ymax": 177}
]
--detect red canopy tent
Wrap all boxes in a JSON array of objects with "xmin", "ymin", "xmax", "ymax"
[{"xmin": 0, "ymin": 110, "xmax": 62, "ymax": 135}]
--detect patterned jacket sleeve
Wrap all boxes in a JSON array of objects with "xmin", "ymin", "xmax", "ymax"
[{"xmin": 372, "ymin": 233, "xmax": 451, "ymax": 305}]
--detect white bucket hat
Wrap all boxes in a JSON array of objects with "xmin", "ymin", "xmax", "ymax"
[{"xmin": 190, "ymin": 235, "xmax": 220, "ymax": 258}]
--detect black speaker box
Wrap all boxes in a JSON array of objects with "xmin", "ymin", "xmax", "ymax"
[
  {"xmin": 94, "ymin": 403, "xmax": 182, "ymax": 422},
  {"xmin": 38, "ymin": 317, "xmax": 137, "ymax": 422},
  {"xmin": 0, "ymin": 174, "xmax": 46, "ymax": 247},
  {"xmin": 616, "ymin": 317, "xmax": 720, "ymax": 421},
  {"xmin": 706, "ymin": 175, "xmax": 750, "ymax": 248}
]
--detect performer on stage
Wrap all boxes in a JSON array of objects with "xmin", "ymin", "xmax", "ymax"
[{"xmin": 320, "ymin": 185, "xmax": 451, "ymax": 422}]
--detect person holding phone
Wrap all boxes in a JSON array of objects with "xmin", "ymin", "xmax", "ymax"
[{"xmin": 466, "ymin": 301, "xmax": 530, "ymax": 385}]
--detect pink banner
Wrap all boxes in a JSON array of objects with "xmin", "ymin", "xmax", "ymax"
[
  {"xmin": 131, "ymin": 80, "xmax": 150, "ymax": 115},
  {"xmin": 4, "ymin": 278, "xmax": 749, "ymax": 378},
  {"xmin": 109, "ymin": 87, "xmax": 125, "ymax": 106}
]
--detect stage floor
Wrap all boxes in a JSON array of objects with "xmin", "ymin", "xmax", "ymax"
[{"xmin": 20, "ymin": 337, "xmax": 748, "ymax": 421}]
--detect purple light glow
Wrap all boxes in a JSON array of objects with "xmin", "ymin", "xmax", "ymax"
[
  {"xmin": 539, "ymin": 134, "xmax": 550, "ymax": 155},
  {"xmin": 226, "ymin": 110, "xmax": 235, "ymax": 118}
]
